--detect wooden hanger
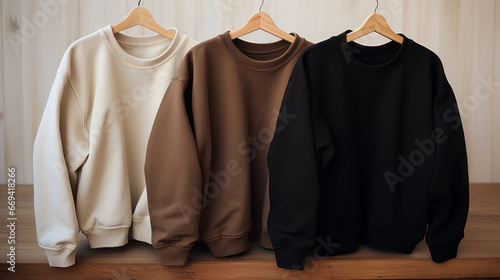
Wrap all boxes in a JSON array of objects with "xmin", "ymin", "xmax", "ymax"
[
  {"xmin": 229, "ymin": 1, "xmax": 295, "ymax": 43},
  {"xmin": 346, "ymin": 0, "xmax": 403, "ymax": 44},
  {"xmin": 112, "ymin": 0, "xmax": 175, "ymax": 39}
]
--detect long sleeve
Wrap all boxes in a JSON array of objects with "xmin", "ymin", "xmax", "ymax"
[
  {"xmin": 33, "ymin": 71, "xmax": 89, "ymax": 267},
  {"xmin": 267, "ymin": 56, "xmax": 333, "ymax": 270},
  {"xmin": 426, "ymin": 80, "xmax": 469, "ymax": 263},
  {"xmin": 144, "ymin": 72, "xmax": 202, "ymax": 266}
]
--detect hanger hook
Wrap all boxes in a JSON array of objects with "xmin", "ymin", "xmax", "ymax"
[
  {"xmin": 374, "ymin": 0, "xmax": 378, "ymax": 13},
  {"xmin": 259, "ymin": 0, "xmax": 264, "ymax": 12},
  {"xmin": 138, "ymin": 0, "xmax": 142, "ymax": 6}
]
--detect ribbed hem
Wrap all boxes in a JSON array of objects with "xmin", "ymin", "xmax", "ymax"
[
  {"xmin": 428, "ymin": 241, "xmax": 460, "ymax": 263},
  {"xmin": 132, "ymin": 220, "xmax": 152, "ymax": 244},
  {"xmin": 274, "ymin": 247, "xmax": 308, "ymax": 270},
  {"xmin": 156, "ymin": 245, "xmax": 191, "ymax": 266},
  {"xmin": 44, "ymin": 247, "xmax": 76, "ymax": 267},
  {"xmin": 364, "ymin": 227, "xmax": 420, "ymax": 254},
  {"xmin": 205, "ymin": 234, "xmax": 250, "ymax": 257},
  {"xmin": 85, "ymin": 227, "xmax": 129, "ymax": 248},
  {"xmin": 259, "ymin": 229, "xmax": 273, "ymax": 249}
]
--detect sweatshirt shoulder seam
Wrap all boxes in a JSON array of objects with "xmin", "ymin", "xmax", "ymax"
[
  {"xmin": 434, "ymin": 86, "xmax": 453, "ymax": 102},
  {"xmin": 289, "ymin": 79, "xmax": 310, "ymax": 94},
  {"xmin": 58, "ymin": 70, "xmax": 90, "ymax": 143},
  {"xmin": 172, "ymin": 76, "xmax": 189, "ymax": 86}
]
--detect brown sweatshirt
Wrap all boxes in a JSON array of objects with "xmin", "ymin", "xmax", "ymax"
[{"xmin": 145, "ymin": 31, "xmax": 313, "ymax": 266}]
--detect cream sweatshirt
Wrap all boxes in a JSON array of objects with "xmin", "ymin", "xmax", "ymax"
[{"xmin": 33, "ymin": 25, "xmax": 197, "ymax": 267}]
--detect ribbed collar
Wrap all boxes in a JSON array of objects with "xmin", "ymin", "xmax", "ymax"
[
  {"xmin": 101, "ymin": 25, "xmax": 186, "ymax": 69},
  {"xmin": 334, "ymin": 30, "xmax": 413, "ymax": 74},
  {"xmin": 219, "ymin": 31, "xmax": 305, "ymax": 72}
]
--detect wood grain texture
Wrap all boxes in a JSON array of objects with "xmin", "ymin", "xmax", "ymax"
[
  {"xmin": 1, "ymin": 260, "xmax": 500, "ymax": 280},
  {"xmin": 0, "ymin": 184, "xmax": 499, "ymax": 279}
]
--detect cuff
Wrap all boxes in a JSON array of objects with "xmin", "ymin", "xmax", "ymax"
[
  {"xmin": 428, "ymin": 242, "xmax": 460, "ymax": 263},
  {"xmin": 44, "ymin": 247, "xmax": 77, "ymax": 267},
  {"xmin": 274, "ymin": 247, "xmax": 308, "ymax": 270},
  {"xmin": 156, "ymin": 245, "xmax": 191, "ymax": 266}
]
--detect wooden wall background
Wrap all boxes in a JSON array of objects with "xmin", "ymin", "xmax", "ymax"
[{"xmin": 1, "ymin": 0, "xmax": 499, "ymax": 184}]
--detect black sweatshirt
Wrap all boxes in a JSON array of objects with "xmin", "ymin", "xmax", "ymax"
[{"xmin": 267, "ymin": 31, "xmax": 469, "ymax": 270}]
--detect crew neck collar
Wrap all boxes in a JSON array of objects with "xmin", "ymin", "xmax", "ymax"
[
  {"xmin": 334, "ymin": 30, "xmax": 413, "ymax": 74},
  {"xmin": 219, "ymin": 31, "xmax": 305, "ymax": 72},
  {"xmin": 101, "ymin": 25, "xmax": 186, "ymax": 69}
]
